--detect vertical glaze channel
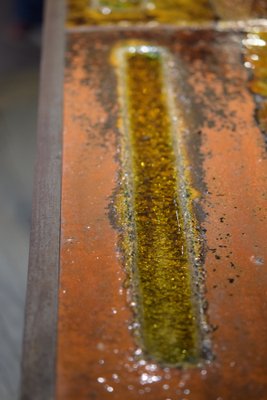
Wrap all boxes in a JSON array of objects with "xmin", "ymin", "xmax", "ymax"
[{"xmin": 114, "ymin": 45, "xmax": 201, "ymax": 365}]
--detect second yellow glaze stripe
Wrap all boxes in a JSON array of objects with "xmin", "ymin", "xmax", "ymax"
[{"xmin": 67, "ymin": 0, "xmax": 215, "ymax": 25}]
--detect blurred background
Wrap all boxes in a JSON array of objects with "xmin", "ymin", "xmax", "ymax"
[{"xmin": 0, "ymin": 0, "xmax": 43, "ymax": 398}]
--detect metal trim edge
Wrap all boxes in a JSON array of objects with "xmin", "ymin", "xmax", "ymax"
[{"xmin": 20, "ymin": 0, "xmax": 65, "ymax": 398}]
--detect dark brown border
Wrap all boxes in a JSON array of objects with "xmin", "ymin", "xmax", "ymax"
[{"xmin": 20, "ymin": 0, "xmax": 65, "ymax": 399}]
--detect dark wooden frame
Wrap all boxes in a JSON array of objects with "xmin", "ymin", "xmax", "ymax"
[{"xmin": 20, "ymin": 1, "xmax": 65, "ymax": 399}]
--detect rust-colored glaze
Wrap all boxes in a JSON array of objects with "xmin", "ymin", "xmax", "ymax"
[
  {"xmin": 253, "ymin": 0, "xmax": 267, "ymax": 17},
  {"xmin": 57, "ymin": 43, "xmax": 134, "ymax": 399},
  {"xmin": 210, "ymin": 0, "xmax": 267, "ymax": 20},
  {"xmin": 57, "ymin": 29, "xmax": 267, "ymax": 399}
]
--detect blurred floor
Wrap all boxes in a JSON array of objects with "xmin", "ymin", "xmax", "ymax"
[{"xmin": 0, "ymin": 1, "xmax": 40, "ymax": 398}]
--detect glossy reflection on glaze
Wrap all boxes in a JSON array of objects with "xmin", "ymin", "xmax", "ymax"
[
  {"xmin": 113, "ymin": 44, "xmax": 202, "ymax": 365},
  {"xmin": 243, "ymin": 32, "xmax": 267, "ymax": 138}
]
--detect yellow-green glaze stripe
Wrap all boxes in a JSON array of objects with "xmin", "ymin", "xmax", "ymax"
[{"xmin": 114, "ymin": 45, "xmax": 201, "ymax": 365}]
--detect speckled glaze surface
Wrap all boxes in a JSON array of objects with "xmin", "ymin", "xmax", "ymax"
[{"xmin": 56, "ymin": 28, "xmax": 267, "ymax": 399}]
